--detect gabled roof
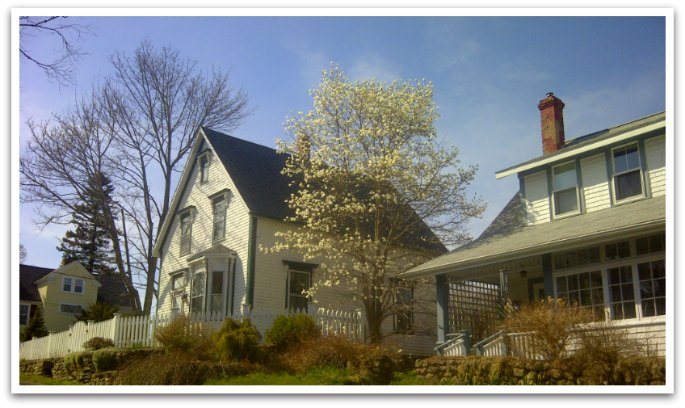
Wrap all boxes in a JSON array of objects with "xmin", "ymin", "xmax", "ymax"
[
  {"xmin": 496, "ymin": 111, "xmax": 665, "ymax": 179},
  {"xmin": 19, "ymin": 263, "xmax": 136, "ymax": 309},
  {"xmin": 401, "ymin": 195, "xmax": 665, "ymax": 279},
  {"xmin": 154, "ymin": 127, "xmax": 447, "ymax": 256},
  {"xmin": 201, "ymin": 127, "xmax": 294, "ymax": 220},
  {"xmin": 19, "ymin": 264, "xmax": 53, "ymax": 302}
]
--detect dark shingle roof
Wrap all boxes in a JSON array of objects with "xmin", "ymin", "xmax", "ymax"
[
  {"xmin": 200, "ymin": 127, "xmax": 446, "ymax": 254},
  {"xmin": 202, "ymin": 127, "xmax": 294, "ymax": 220},
  {"xmin": 19, "ymin": 264, "xmax": 53, "ymax": 302},
  {"xmin": 19, "ymin": 264, "xmax": 136, "ymax": 309}
]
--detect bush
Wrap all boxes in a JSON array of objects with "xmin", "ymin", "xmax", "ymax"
[
  {"xmin": 212, "ymin": 318, "xmax": 262, "ymax": 362},
  {"xmin": 265, "ymin": 314, "xmax": 321, "ymax": 351},
  {"xmin": 20, "ymin": 308, "xmax": 48, "ymax": 342},
  {"xmin": 115, "ymin": 352, "xmax": 215, "ymax": 385},
  {"xmin": 77, "ymin": 303, "xmax": 119, "ymax": 322},
  {"xmin": 502, "ymin": 297, "xmax": 593, "ymax": 360},
  {"xmin": 154, "ymin": 316, "xmax": 215, "ymax": 360},
  {"xmin": 92, "ymin": 347, "xmax": 120, "ymax": 372},
  {"xmin": 83, "ymin": 337, "xmax": 115, "ymax": 351}
]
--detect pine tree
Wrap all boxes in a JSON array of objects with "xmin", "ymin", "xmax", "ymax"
[
  {"xmin": 57, "ymin": 172, "xmax": 117, "ymax": 275},
  {"xmin": 21, "ymin": 307, "xmax": 48, "ymax": 341}
]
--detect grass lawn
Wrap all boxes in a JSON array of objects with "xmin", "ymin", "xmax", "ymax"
[
  {"xmin": 205, "ymin": 367, "xmax": 428, "ymax": 385},
  {"xmin": 20, "ymin": 373, "xmax": 81, "ymax": 385}
]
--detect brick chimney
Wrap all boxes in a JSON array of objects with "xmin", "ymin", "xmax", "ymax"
[{"xmin": 538, "ymin": 92, "xmax": 566, "ymax": 154}]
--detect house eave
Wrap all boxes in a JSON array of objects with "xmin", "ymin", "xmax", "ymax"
[
  {"xmin": 401, "ymin": 218, "xmax": 665, "ymax": 280},
  {"xmin": 495, "ymin": 117, "xmax": 665, "ymax": 179}
]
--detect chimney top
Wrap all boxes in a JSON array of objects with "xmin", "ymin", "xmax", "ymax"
[{"xmin": 538, "ymin": 93, "xmax": 566, "ymax": 155}]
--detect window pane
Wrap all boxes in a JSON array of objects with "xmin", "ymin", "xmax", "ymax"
[
  {"xmin": 656, "ymin": 298, "xmax": 666, "ymax": 316},
  {"xmin": 652, "ymin": 260, "xmax": 665, "ymax": 278},
  {"xmin": 642, "ymin": 299, "xmax": 655, "ymax": 317},
  {"xmin": 63, "ymin": 278, "xmax": 72, "ymax": 292},
  {"xmin": 74, "ymin": 279, "xmax": 83, "ymax": 293},
  {"xmin": 20, "ymin": 305, "xmax": 29, "ymax": 325},
  {"xmin": 579, "ymin": 273, "xmax": 590, "ymax": 288},
  {"xmin": 614, "ymin": 145, "xmax": 640, "ymax": 173},
  {"xmin": 649, "ymin": 234, "xmax": 664, "ymax": 252},
  {"xmin": 623, "ymin": 302, "xmax": 636, "ymax": 319},
  {"xmin": 568, "ymin": 275, "xmax": 579, "ymax": 291},
  {"xmin": 213, "ymin": 198, "xmax": 226, "ymax": 241},
  {"xmin": 638, "ymin": 262, "xmax": 652, "ymax": 280},
  {"xmin": 640, "ymin": 280, "xmax": 654, "ymax": 298},
  {"xmin": 615, "ymin": 171, "xmax": 642, "ymax": 200},
  {"xmin": 590, "ymin": 271, "xmax": 603, "ymax": 287},
  {"xmin": 622, "ymin": 283, "xmax": 634, "ymax": 301},
  {"xmin": 620, "ymin": 266, "xmax": 632, "ymax": 282},
  {"xmin": 636, "ymin": 237, "xmax": 649, "ymax": 255},
  {"xmin": 554, "ymin": 162, "xmax": 577, "ymax": 190},
  {"xmin": 554, "ymin": 188, "xmax": 578, "ymax": 215},
  {"xmin": 556, "ymin": 276, "xmax": 567, "ymax": 293}
]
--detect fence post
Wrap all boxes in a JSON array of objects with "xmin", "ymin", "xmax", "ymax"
[
  {"xmin": 46, "ymin": 332, "xmax": 54, "ymax": 359},
  {"xmin": 307, "ymin": 301, "xmax": 318, "ymax": 318},
  {"xmin": 357, "ymin": 308, "xmax": 366, "ymax": 343},
  {"xmin": 110, "ymin": 313, "xmax": 121, "ymax": 347}
]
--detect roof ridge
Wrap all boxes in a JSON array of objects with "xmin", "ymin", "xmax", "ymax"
[{"xmin": 201, "ymin": 126, "xmax": 284, "ymax": 154}]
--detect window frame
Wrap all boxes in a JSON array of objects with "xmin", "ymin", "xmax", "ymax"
[
  {"xmin": 287, "ymin": 268, "xmax": 312, "ymax": 312},
  {"xmin": 178, "ymin": 210, "xmax": 193, "ymax": 256},
  {"xmin": 20, "ymin": 304, "xmax": 30, "ymax": 325},
  {"xmin": 62, "ymin": 277, "xmax": 85, "ymax": 294},
  {"xmin": 198, "ymin": 153, "xmax": 210, "ymax": 184},
  {"xmin": 551, "ymin": 160, "xmax": 580, "ymax": 218},
  {"xmin": 393, "ymin": 281, "xmax": 414, "ymax": 334},
  {"xmin": 552, "ymin": 235, "xmax": 666, "ymax": 323},
  {"xmin": 611, "ymin": 143, "xmax": 645, "ymax": 203},
  {"xmin": 212, "ymin": 195, "xmax": 227, "ymax": 242},
  {"xmin": 59, "ymin": 303, "xmax": 83, "ymax": 314}
]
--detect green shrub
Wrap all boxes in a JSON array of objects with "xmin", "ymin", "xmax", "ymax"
[
  {"xmin": 212, "ymin": 318, "xmax": 262, "ymax": 362},
  {"xmin": 20, "ymin": 308, "xmax": 48, "ymax": 342},
  {"xmin": 154, "ymin": 316, "xmax": 215, "ymax": 359},
  {"xmin": 265, "ymin": 314, "xmax": 321, "ymax": 351},
  {"xmin": 92, "ymin": 347, "xmax": 120, "ymax": 372},
  {"xmin": 83, "ymin": 337, "xmax": 115, "ymax": 351},
  {"xmin": 77, "ymin": 303, "xmax": 119, "ymax": 322},
  {"xmin": 63, "ymin": 351, "xmax": 91, "ymax": 376}
]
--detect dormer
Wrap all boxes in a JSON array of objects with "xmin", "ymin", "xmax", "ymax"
[{"xmin": 496, "ymin": 94, "xmax": 666, "ymax": 226}]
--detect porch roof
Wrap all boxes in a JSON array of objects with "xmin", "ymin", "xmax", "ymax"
[{"xmin": 401, "ymin": 195, "xmax": 665, "ymax": 279}]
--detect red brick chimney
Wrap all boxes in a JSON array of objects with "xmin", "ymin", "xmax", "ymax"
[{"xmin": 538, "ymin": 92, "xmax": 565, "ymax": 154}]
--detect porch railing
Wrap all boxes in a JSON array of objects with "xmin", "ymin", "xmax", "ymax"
[{"xmin": 20, "ymin": 305, "xmax": 364, "ymax": 361}]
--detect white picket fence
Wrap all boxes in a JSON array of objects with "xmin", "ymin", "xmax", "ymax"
[{"xmin": 19, "ymin": 306, "xmax": 365, "ymax": 361}]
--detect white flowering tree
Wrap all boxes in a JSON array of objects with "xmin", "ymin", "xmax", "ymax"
[{"xmin": 275, "ymin": 66, "xmax": 485, "ymax": 343}]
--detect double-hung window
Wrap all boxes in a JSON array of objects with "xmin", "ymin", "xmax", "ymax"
[
  {"xmin": 20, "ymin": 304, "xmax": 30, "ymax": 325},
  {"xmin": 552, "ymin": 161, "xmax": 579, "ymax": 216},
  {"xmin": 612, "ymin": 143, "xmax": 644, "ymax": 201},
  {"xmin": 287, "ymin": 269, "xmax": 311, "ymax": 312},
  {"xmin": 190, "ymin": 271, "xmax": 206, "ymax": 315},
  {"xmin": 212, "ymin": 196, "xmax": 227, "ymax": 242},
  {"xmin": 394, "ymin": 282, "xmax": 414, "ymax": 333},
  {"xmin": 63, "ymin": 277, "xmax": 84, "ymax": 294},
  {"xmin": 199, "ymin": 155, "xmax": 209, "ymax": 184},
  {"xmin": 179, "ymin": 211, "xmax": 192, "ymax": 255}
]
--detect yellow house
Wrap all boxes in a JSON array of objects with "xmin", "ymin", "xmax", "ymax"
[{"xmin": 20, "ymin": 261, "xmax": 138, "ymax": 334}]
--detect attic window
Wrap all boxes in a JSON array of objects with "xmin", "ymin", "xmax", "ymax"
[
  {"xmin": 552, "ymin": 161, "xmax": 579, "ymax": 216},
  {"xmin": 63, "ymin": 277, "xmax": 85, "ymax": 294},
  {"xmin": 179, "ymin": 210, "xmax": 193, "ymax": 256},
  {"xmin": 197, "ymin": 151, "xmax": 212, "ymax": 184}
]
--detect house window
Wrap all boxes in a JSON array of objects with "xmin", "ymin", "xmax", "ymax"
[
  {"xmin": 199, "ymin": 155, "xmax": 209, "ymax": 184},
  {"xmin": 394, "ymin": 283, "xmax": 414, "ymax": 334},
  {"xmin": 554, "ymin": 246, "xmax": 600, "ymax": 270},
  {"xmin": 612, "ymin": 143, "xmax": 643, "ymax": 201},
  {"xmin": 170, "ymin": 271, "xmax": 187, "ymax": 311},
  {"xmin": 636, "ymin": 233, "xmax": 665, "ymax": 256},
  {"xmin": 20, "ymin": 304, "xmax": 30, "ymax": 325},
  {"xmin": 60, "ymin": 304, "xmax": 83, "ymax": 314},
  {"xmin": 638, "ymin": 260, "xmax": 666, "ymax": 317},
  {"xmin": 605, "ymin": 240, "xmax": 631, "ymax": 260},
  {"xmin": 552, "ymin": 161, "xmax": 579, "ymax": 216},
  {"xmin": 179, "ymin": 211, "xmax": 192, "ymax": 255},
  {"xmin": 287, "ymin": 269, "xmax": 311, "ymax": 312},
  {"xmin": 608, "ymin": 265, "xmax": 637, "ymax": 320},
  {"xmin": 190, "ymin": 272, "xmax": 206, "ymax": 315},
  {"xmin": 212, "ymin": 196, "xmax": 227, "ymax": 242},
  {"xmin": 63, "ymin": 277, "xmax": 84, "ymax": 293},
  {"xmin": 209, "ymin": 270, "xmax": 225, "ymax": 315},
  {"xmin": 556, "ymin": 270, "xmax": 605, "ymax": 320}
]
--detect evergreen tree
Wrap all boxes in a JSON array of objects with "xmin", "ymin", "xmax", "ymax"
[
  {"xmin": 21, "ymin": 307, "xmax": 48, "ymax": 341},
  {"xmin": 57, "ymin": 172, "xmax": 117, "ymax": 275},
  {"xmin": 77, "ymin": 303, "xmax": 120, "ymax": 322}
]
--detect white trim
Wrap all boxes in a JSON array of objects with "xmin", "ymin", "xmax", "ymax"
[{"xmin": 495, "ymin": 119, "xmax": 665, "ymax": 179}]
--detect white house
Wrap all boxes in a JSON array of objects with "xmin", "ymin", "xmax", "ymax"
[
  {"xmin": 401, "ymin": 93, "xmax": 667, "ymax": 357},
  {"xmin": 152, "ymin": 127, "xmax": 444, "ymax": 355}
]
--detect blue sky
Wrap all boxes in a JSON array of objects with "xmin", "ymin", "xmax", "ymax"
[{"xmin": 17, "ymin": 12, "xmax": 667, "ymax": 271}]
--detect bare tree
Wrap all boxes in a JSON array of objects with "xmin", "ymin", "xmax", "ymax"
[
  {"xmin": 21, "ymin": 41, "xmax": 251, "ymax": 315},
  {"xmin": 104, "ymin": 42, "xmax": 251, "ymax": 314},
  {"xmin": 20, "ymin": 92, "xmax": 142, "ymax": 311},
  {"xmin": 19, "ymin": 16, "xmax": 94, "ymax": 86}
]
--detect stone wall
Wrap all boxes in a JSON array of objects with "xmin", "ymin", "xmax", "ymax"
[
  {"xmin": 414, "ymin": 356, "xmax": 665, "ymax": 385},
  {"xmin": 20, "ymin": 348, "xmax": 158, "ymax": 385}
]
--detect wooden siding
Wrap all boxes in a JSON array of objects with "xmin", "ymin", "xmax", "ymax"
[
  {"xmin": 157, "ymin": 142, "xmax": 252, "ymax": 318},
  {"xmin": 645, "ymin": 135, "xmax": 666, "ymax": 197},
  {"xmin": 523, "ymin": 170, "xmax": 549, "ymax": 225},
  {"xmin": 580, "ymin": 153, "xmax": 611, "ymax": 213}
]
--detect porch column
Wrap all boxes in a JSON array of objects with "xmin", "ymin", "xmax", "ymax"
[
  {"xmin": 542, "ymin": 253, "xmax": 554, "ymax": 297},
  {"xmin": 435, "ymin": 274, "xmax": 450, "ymax": 345}
]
